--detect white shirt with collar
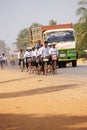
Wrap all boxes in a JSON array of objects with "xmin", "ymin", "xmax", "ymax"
[
  {"xmin": 40, "ymin": 46, "xmax": 50, "ymax": 58},
  {"xmin": 24, "ymin": 50, "xmax": 32, "ymax": 58},
  {"xmin": 49, "ymin": 47, "xmax": 58, "ymax": 56}
]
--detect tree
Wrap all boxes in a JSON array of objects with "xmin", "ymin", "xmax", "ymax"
[
  {"xmin": 76, "ymin": 0, "xmax": 87, "ymax": 51},
  {"xmin": 0, "ymin": 40, "xmax": 10, "ymax": 56},
  {"xmin": 30, "ymin": 22, "xmax": 42, "ymax": 27},
  {"xmin": 77, "ymin": 0, "xmax": 87, "ymax": 22},
  {"xmin": 15, "ymin": 28, "xmax": 30, "ymax": 51},
  {"xmin": 49, "ymin": 19, "xmax": 57, "ymax": 25}
]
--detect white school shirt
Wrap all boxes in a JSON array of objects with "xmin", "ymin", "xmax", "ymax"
[
  {"xmin": 32, "ymin": 50, "xmax": 37, "ymax": 57},
  {"xmin": 40, "ymin": 46, "xmax": 50, "ymax": 58},
  {"xmin": 36, "ymin": 49, "xmax": 40, "ymax": 57},
  {"xmin": 18, "ymin": 51, "xmax": 24, "ymax": 59},
  {"xmin": 49, "ymin": 48, "xmax": 58, "ymax": 56},
  {"xmin": 24, "ymin": 51, "xmax": 32, "ymax": 58},
  {"xmin": 0, "ymin": 55, "xmax": 5, "ymax": 61}
]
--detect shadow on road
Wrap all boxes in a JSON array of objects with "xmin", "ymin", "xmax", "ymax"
[
  {"xmin": 0, "ymin": 84, "xmax": 78, "ymax": 98},
  {"xmin": 0, "ymin": 113, "xmax": 87, "ymax": 130},
  {"xmin": 0, "ymin": 78, "xmax": 28, "ymax": 84}
]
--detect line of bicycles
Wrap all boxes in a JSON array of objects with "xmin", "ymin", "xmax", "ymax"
[{"xmin": 19, "ymin": 56, "xmax": 57, "ymax": 75}]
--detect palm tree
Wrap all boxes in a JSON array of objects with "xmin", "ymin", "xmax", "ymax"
[
  {"xmin": 76, "ymin": 0, "xmax": 87, "ymax": 50},
  {"xmin": 77, "ymin": 0, "xmax": 87, "ymax": 22}
]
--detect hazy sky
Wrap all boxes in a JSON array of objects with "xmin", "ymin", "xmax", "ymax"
[{"xmin": 0, "ymin": 0, "xmax": 80, "ymax": 50}]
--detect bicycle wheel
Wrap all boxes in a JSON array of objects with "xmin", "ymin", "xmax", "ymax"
[
  {"xmin": 44, "ymin": 62, "xmax": 48, "ymax": 75},
  {"xmin": 21, "ymin": 61, "xmax": 23, "ymax": 72},
  {"xmin": 28, "ymin": 62, "xmax": 32, "ymax": 74}
]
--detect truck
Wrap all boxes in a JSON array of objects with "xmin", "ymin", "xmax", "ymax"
[{"xmin": 29, "ymin": 23, "xmax": 77, "ymax": 67}]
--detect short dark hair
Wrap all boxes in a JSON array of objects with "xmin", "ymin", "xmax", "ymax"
[{"xmin": 44, "ymin": 41, "xmax": 48, "ymax": 44}]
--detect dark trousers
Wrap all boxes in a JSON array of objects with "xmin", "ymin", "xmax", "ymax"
[{"xmin": 18, "ymin": 59, "xmax": 25, "ymax": 68}]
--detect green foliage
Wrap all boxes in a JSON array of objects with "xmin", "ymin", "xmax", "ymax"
[
  {"xmin": 15, "ymin": 23, "xmax": 42, "ymax": 51},
  {"xmin": 75, "ymin": 0, "xmax": 87, "ymax": 54},
  {"xmin": 0, "ymin": 40, "xmax": 10, "ymax": 55},
  {"xmin": 15, "ymin": 28, "xmax": 30, "ymax": 51},
  {"xmin": 30, "ymin": 22, "xmax": 42, "ymax": 27},
  {"xmin": 49, "ymin": 19, "xmax": 57, "ymax": 25}
]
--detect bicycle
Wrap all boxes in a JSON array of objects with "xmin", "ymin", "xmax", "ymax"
[
  {"xmin": 20, "ymin": 59, "xmax": 24, "ymax": 72},
  {"xmin": 43, "ymin": 57, "xmax": 49, "ymax": 75},
  {"xmin": 27, "ymin": 57, "xmax": 32, "ymax": 74},
  {"xmin": 52, "ymin": 54, "xmax": 57, "ymax": 74}
]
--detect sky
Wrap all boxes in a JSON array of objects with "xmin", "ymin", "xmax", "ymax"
[{"xmin": 0, "ymin": 0, "xmax": 80, "ymax": 50}]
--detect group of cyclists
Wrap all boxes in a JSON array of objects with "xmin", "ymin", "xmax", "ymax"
[{"xmin": 18, "ymin": 40, "xmax": 59, "ymax": 75}]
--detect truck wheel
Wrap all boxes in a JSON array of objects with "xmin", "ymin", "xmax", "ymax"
[
  {"xmin": 58, "ymin": 62, "xmax": 61, "ymax": 68},
  {"xmin": 62, "ymin": 62, "xmax": 66, "ymax": 68},
  {"xmin": 72, "ymin": 60, "xmax": 77, "ymax": 67}
]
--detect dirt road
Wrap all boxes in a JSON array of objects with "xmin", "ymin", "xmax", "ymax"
[{"xmin": 0, "ymin": 66, "xmax": 87, "ymax": 130}]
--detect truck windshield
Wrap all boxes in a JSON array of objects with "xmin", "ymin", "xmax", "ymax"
[{"xmin": 45, "ymin": 30, "xmax": 75, "ymax": 43}]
